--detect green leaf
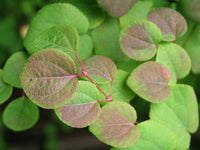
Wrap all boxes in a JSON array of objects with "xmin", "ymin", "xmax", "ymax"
[
  {"xmin": 127, "ymin": 61, "xmax": 171, "ymax": 103},
  {"xmin": 61, "ymin": 0, "xmax": 105, "ymax": 29},
  {"xmin": 89, "ymin": 101, "xmax": 140, "ymax": 148},
  {"xmin": 2, "ymin": 52, "xmax": 28, "ymax": 88},
  {"xmin": 181, "ymin": 0, "xmax": 200, "ymax": 23},
  {"xmin": 156, "ymin": 43, "xmax": 191, "ymax": 84},
  {"xmin": 69, "ymin": 34, "xmax": 93, "ymax": 64},
  {"xmin": 150, "ymin": 84, "xmax": 198, "ymax": 149},
  {"xmin": 27, "ymin": 24, "xmax": 79, "ymax": 54},
  {"xmin": 79, "ymin": 55, "xmax": 117, "ymax": 83},
  {"xmin": 20, "ymin": 49, "xmax": 79, "ymax": 109},
  {"xmin": 120, "ymin": 21, "xmax": 161, "ymax": 61},
  {"xmin": 98, "ymin": 0, "xmax": 138, "ymax": 17},
  {"xmin": 148, "ymin": 8, "xmax": 187, "ymax": 41},
  {"xmin": 110, "ymin": 120, "xmax": 176, "ymax": 150},
  {"xmin": 119, "ymin": 1, "xmax": 153, "ymax": 28},
  {"xmin": 0, "ymin": 69, "xmax": 12, "ymax": 104},
  {"xmin": 3, "ymin": 97, "xmax": 39, "ymax": 131},
  {"xmin": 92, "ymin": 16, "xmax": 128, "ymax": 63},
  {"xmin": 141, "ymin": 0, "xmax": 169, "ymax": 8},
  {"xmin": 54, "ymin": 81, "xmax": 103, "ymax": 128},
  {"xmin": 99, "ymin": 70, "xmax": 135, "ymax": 103},
  {"xmin": 183, "ymin": 25, "xmax": 200, "ymax": 74},
  {"xmin": 24, "ymin": 3, "xmax": 89, "ymax": 51}
]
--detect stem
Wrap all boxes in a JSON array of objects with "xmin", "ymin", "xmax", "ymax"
[
  {"xmin": 22, "ymin": 90, "xmax": 25, "ymax": 97},
  {"xmin": 75, "ymin": 52, "xmax": 85, "ymax": 71},
  {"xmin": 96, "ymin": 99, "xmax": 112, "ymax": 103},
  {"xmin": 110, "ymin": 80, "xmax": 113, "ymax": 97}
]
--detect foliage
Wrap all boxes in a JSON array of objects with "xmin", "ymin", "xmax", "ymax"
[{"xmin": 0, "ymin": 0, "xmax": 199, "ymax": 149}]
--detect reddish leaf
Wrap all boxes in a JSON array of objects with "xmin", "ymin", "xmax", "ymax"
[
  {"xmin": 20, "ymin": 49, "xmax": 78, "ymax": 109},
  {"xmin": 127, "ymin": 61, "xmax": 172, "ymax": 103},
  {"xmin": 148, "ymin": 8, "xmax": 187, "ymax": 41},
  {"xmin": 98, "ymin": 0, "xmax": 138, "ymax": 17},
  {"xmin": 89, "ymin": 102, "xmax": 140, "ymax": 148}
]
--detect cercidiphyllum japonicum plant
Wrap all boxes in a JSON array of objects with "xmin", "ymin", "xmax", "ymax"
[{"xmin": 0, "ymin": 0, "xmax": 199, "ymax": 149}]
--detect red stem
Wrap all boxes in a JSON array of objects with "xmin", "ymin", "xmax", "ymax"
[
  {"xmin": 96, "ymin": 99, "xmax": 113, "ymax": 103},
  {"xmin": 110, "ymin": 80, "xmax": 113, "ymax": 97},
  {"xmin": 75, "ymin": 52, "xmax": 85, "ymax": 71},
  {"xmin": 22, "ymin": 90, "xmax": 25, "ymax": 97}
]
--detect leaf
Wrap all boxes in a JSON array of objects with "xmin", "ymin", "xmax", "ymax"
[
  {"xmin": 89, "ymin": 101, "xmax": 140, "ymax": 148},
  {"xmin": 24, "ymin": 3, "xmax": 89, "ymax": 51},
  {"xmin": 150, "ymin": 84, "xmax": 198, "ymax": 149},
  {"xmin": 110, "ymin": 120, "xmax": 176, "ymax": 150},
  {"xmin": 92, "ymin": 16, "xmax": 128, "ymax": 63},
  {"xmin": 119, "ymin": 1, "xmax": 153, "ymax": 28},
  {"xmin": 127, "ymin": 61, "xmax": 171, "ymax": 103},
  {"xmin": 120, "ymin": 21, "xmax": 161, "ymax": 61},
  {"xmin": 181, "ymin": 0, "xmax": 200, "ymax": 23},
  {"xmin": 79, "ymin": 55, "xmax": 117, "ymax": 83},
  {"xmin": 148, "ymin": 8, "xmax": 187, "ymax": 41},
  {"xmin": 0, "ymin": 69, "xmax": 12, "ymax": 104},
  {"xmin": 3, "ymin": 97, "xmax": 39, "ymax": 131},
  {"xmin": 27, "ymin": 24, "xmax": 79, "ymax": 54},
  {"xmin": 142, "ymin": 0, "xmax": 169, "ymax": 8},
  {"xmin": 61, "ymin": 0, "xmax": 105, "ymax": 29},
  {"xmin": 20, "ymin": 49, "xmax": 79, "ymax": 109},
  {"xmin": 69, "ymin": 34, "xmax": 93, "ymax": 64},
  {"xmin": 183, "ymin": 25, "xmax": 200, "ymax": 74},
  {"xmin": 98, "ymin": 0, "xmax": 138, "ymax": 17},
  {"xmin": 156, "ymin": 43, "xmax": 191, "ymax": 84},
  {"xmin": 2, "ymin": 52, "xmax": 28, "ymax": 88},
  {"xmin": 99, "ymin": 70, "xmax": 135, "ymax": 103},
  {"xmin": 55, "ymin": 81, "xmax": 103, "ymax": 128}
]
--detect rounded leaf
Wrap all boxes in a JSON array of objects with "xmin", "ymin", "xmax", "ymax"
[
  {"xmin": 20, "ymin": 49, "xmax": 78, "ymax": 109},
  {"xmin": 98, "ymin": 0, "xmax": 138, "ymax": 17},
  {"xmin": 127, "ymin": 61, "xmax": 172, "ymax": 103},
  {"xmin": 120, "ymin": 21, "xmax": 161, "ymax": 61},
  {"xmin": 0, "ymin": 69, "xmax": 12, "ymax": 104},
  {"xmin": 89, "ymin": 101, "xmax": 140, "ymax": 148},
  {"xmin": 148, "ymin": 8, "xmax": 187, "ymax": 41},
  {"xmin": 55, "ymin": 81, "xmax": 103, "ymax": 128},
  {"xmin": 24, "ymin": 3, "xmax": 89, "ymax": 51},
  {"xmin": 80, "ymin": 55, "xmax": 117, "ymax": 83},
  {"xmin": 156, "ymin": 43, "xmax": 191, "ymax": 84},
  {"xmin": 27, "ymin": 24, "xmax": 79, "ymax": 54},
  {"xmin": 2, "ymin": 52, "xmax": 28, "ymax": 88},
  {"xmin": 3, "ymin": 97, "xmax": 39, "ymax": 131}
]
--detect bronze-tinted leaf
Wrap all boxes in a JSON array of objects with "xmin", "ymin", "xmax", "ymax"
[
  {"xmin": 98, "ymin": 0, "xmax": 138, "ymax": 17},
  {"xmin": 20, "ymin": 49, "xmax": 78, "ymax": 109},
  {"xmin": 127, "ymin": 61, "xmax": 172, "ymax": 103},
  {"xmin": 148, "ymin": 8, "xmax": 187, "ymax": 41}
]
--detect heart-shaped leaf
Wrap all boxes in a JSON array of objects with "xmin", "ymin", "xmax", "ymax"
[
  {"xmin": 156, "ymin": 43, "xmax": 191, "ymax": 84},
  {"xmin": 120, "ymin": 21, "xmax": 161, "ymax": 61},
  {"xmin": 24, "ymin": 3, "xmax": 89, "ymax": 52},
  {"xmin": 80, "ymin": 55, "xmax": 117, "ymax": 83},
  {"xmin": 20, "ymin": 49, "xmax": 79, "ymax": 109},
  {"xmin": 27, "ymin": 24, "xmax": 79, "ymax": 54},
  {"xmin": 2, "ymin": 52, "xmax": 28, "ymax": 88},
  {"xmin": 55, "ymin": 81, "xmax": 103, "ymax": 128},
  {"xmin": 89, "ymin": 101, "xmax": 140, "ymax": 148},
  {"xmin": 3, "ymin": 97, "xmax": 39, "ymax": 131},
  {"xmin": 127, "ymin": 61, "xmax": 171, "ymax": 103},
  {"xmin": 148, "ymin": 8, "xmax": 187, "ymax": 41},
  {"xmin": 0, "ymin": 69, "xmax": 12, "ymax": 104},
  {"xmin": 110, "ymin": 120, "xmax": 176, "ymax": 150}
]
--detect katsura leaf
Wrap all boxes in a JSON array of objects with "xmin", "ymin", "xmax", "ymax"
[
  {"xmin": 80, "ymin": 55, "xmax": 117, "ymax": 83},
  {"xmin": 0, "ymin": 69, "xmax": 12, "ymax": 104},
  {"xmin": 89, "ymin": 101, "xmax": 140, "ymax": 148},
  {"xmin": 27, "ymin": 24, "xmax": 79, "ymax": 54},
  {"xmin": 110, "ymin": 120, "xmax": 176, "ymax": 150},
  {"xmin": 3, "ymin": 97, "xmax": 39, "ymax": 131},
  {"xmin": 127, "ymin": 61, "xmax": 171, "ymax": 103},
  {"xmin": 156, "ymin": 43, "xmax": 191, "ymax": 84},
  {"xmin": 98, "ymin": 0, "xmax": 138, "ymax": 17},
  {"xmin": 120, "ymin": 21, "xmax": 161, "ymax": 61},
  {"xmin": 148, "ymin": 8, "xmax": 187, "ymax": 41},
  {"xmin": 20, "ymin": 49, "xmax": 79, "ymax": 109},
  {"xmin": 24, "ymin": 3, "xmax": 89, "ymax": 52},
  {"xmin": 54, "ymin": 81, "xmax": 103, "ymax": 128},
  {"xmin": 2, "ymin": 52, "xmax": 28, "ymax": 88}
]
